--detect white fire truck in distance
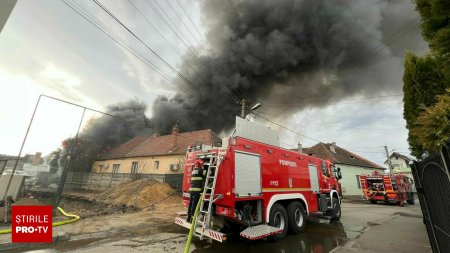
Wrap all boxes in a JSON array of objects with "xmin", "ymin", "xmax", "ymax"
[{"xmin": 175, "ymin": 117, "xmax": 343, "ymax": 242}]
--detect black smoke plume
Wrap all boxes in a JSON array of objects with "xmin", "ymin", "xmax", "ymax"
[
  {"xmin": 151, "ymin": 0, "xmax": 419, "ymax": 133},
  {"xmin": 60, "ymin": 100, "xmax": 152, "ymax": 172}
]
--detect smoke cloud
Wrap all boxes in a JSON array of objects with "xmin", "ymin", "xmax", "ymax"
[
  {"xmin": 60, "ymin": 100, "xmax": 152, "ymax": 172},
  {"xmin": 151, "ymin": 0, "xmax": 420, "ymax": 133}
]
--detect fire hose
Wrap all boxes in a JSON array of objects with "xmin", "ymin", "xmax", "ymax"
[
  {"xmin": 0, "ymin": 207, "xmax": 80, "ymax": 234},
  {"xmin": 184, "ymin": 194, "xmax": 203, "ymax": 253}
]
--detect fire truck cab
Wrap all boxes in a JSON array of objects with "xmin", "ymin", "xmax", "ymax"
[{"xmin": 175, "ymin": 117, "xmax": 343, "ymax": 242}]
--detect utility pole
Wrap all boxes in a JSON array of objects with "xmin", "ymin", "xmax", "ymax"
[
  {"xmin": 240, "ymin": 99, "xmax": 246, "ymax": 118},
  {"xmin": 384, "ymin": 145, "xmax": 393, "ymax": 174}
]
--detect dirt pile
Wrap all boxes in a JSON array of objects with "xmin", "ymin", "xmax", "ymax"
[
  {"xmin": 58, "ymin": 179, "xmax": 181, "ymax": 217},
  {"xmin": 96, "ymin": 179, "xmax": 179, "ymax": 209}
]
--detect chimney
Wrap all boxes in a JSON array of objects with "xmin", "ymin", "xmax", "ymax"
[
  {"xmin": 32, "ymin": 152, "xmax": 42, "ymax": 165},
  {"xmin": 170, "ymin": 122, "xmax": 179, "ymax": 151},
  {"xmin": 172, "ymin": 122, "xmax": 179, "ymax": 135},
  {"xmin": 330, "ymin": 142, "xmax": 336, "ymax": 153},
  {"xmin": 297, "ymin": 142, "xmax": 303, "ymax": 153}
]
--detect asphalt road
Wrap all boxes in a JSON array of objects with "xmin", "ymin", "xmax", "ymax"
[{"xmin": 4, "ymin": 199, "xmax": 431, "ymax": 253}]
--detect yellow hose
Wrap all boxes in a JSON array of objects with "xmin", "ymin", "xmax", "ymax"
[
  {"xmin": 0, "ymin": 207, "xmax": 80, "ymax": 234},
  {"xmin": 184, "ymin": 195, "xmax": 203, "ymax": 253}
]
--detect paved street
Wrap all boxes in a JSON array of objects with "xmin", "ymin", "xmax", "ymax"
[
  {"xmin": 1, "ymin": 198, "xmax": 431, "ymax": 253},
  {"xmin": 334, "ymin": 199, "xmax": 431, "ymax": 253}
]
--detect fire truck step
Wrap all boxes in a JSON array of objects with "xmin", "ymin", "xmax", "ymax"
[{"xmin": 239, "ymin": 224, "xmax": 283, "ymax": 240}]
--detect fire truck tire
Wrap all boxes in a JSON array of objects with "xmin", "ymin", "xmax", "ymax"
[
  {"xmin": 370, "ymin": 200, "xmax": 377, "ymax": 204},
  {"xmin": 268, "ymin": 203, "xmax": 288, "ymax": 241},
  {"xmin": 286, "ymin": 201, "xmax": 306, "ymax": 234},
  {"xmin": 330, "ymin": 197, "xmax": 341, "ymax": 221},
  {"xmin": 407, "ymin": 193, "xmax": 415, "ymax": 204}
]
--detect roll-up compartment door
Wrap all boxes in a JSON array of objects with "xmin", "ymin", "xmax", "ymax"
[
  {"xmin": 309, "ymin": 164, "xmax": 320, "ymax": 192},
  {"xmin": 235, "ymin": 151, "xmax": 261, "ymax": 196}
]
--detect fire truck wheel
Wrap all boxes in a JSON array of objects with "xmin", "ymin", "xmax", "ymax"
[
  {"xmin": 370, "ymin": 200, "xmax": 377, "ymax": 204},
  {"xmin": 286, "ymin": 201, "xmax": 306, "ymax": 234},
  {"xmin": 268, "ymin": 203, "xmax": 288, "ymax": 241},
  {"xmin": 330, "ymin": 197, "xmax": 341, "ymax": 221}
]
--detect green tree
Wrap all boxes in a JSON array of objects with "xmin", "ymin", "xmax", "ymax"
[
  {"xmin": 411, "ymin": 89, "xmax": 450, "ymax": 151},
  {"xmin": 403, "ymin": 53, "xmax": 446, "ymax": 156},
  {"xmin": 403, "ymin": 0, "xmax": 450, "ymax": 157}
]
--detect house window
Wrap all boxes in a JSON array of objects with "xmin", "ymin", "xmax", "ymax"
[
  {"xmin": 154, "ymin": 161, "xmax": 159, "ymax": 170},
  {"xmin": 112, "ymin": 164, "xmax": 120, "ymax": 173},
  {"xmin": 356, "ymin": 175, "xmax": 361, "ymax": 189},
  {"xmin": 131, "ymin": 162, "xmax": 138, "ymax": 174}
]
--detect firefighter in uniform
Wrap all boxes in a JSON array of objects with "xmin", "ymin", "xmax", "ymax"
[{"xmin": 187, "ymin": 159, "xmax": 206, "ymax": 223}]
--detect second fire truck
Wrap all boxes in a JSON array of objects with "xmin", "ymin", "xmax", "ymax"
[{"xmin": 359, "ymin": 171, "xmax": 415, "ymax": 206}]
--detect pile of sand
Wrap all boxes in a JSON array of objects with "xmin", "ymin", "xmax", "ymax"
[{"xmin": 95, "ymin": 179, "xmax": 179, "ymax": 209}]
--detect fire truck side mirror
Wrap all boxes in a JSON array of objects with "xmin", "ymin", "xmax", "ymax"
[{"xmin": 335, "ymin": 167, "xmax": 342, "ymax": 179}]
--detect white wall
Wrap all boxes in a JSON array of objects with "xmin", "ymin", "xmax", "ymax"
[
  {"xmin": 389, "ymin": 157, "xmax": 412, "ymax": 174},
  {"xmin": 336, "ymin": 163, "xmax": 382, "ymax": 196}
]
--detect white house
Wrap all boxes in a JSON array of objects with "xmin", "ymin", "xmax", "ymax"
[
  {"xmin": 385, "ymin": 152, "xmax": 413, "ymax": 178},
  {"xmin": 303, "ymin": 142, "xmax": 385, "ymax": 197}
]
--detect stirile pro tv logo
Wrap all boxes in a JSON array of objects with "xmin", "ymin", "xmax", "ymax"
[{"xmin": 12, "ymin": 206, "xmax": 52, "ymax": 243}]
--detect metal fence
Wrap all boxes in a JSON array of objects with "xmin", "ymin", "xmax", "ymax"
[{"xmin": 411, "ymin": 144, "xmax": 450, "ymax": 253}]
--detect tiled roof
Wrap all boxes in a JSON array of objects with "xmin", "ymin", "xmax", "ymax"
[
  {"xmin": 99, "ymin": 129, "xmax": 220, "ymax": 160},
  {"xmin": 303, "ymin": 143, "xmax": 384, "ymax": 170},
  {"xmin": 384, "ymin": 152, "xmax": 412, "ymax": 164}
]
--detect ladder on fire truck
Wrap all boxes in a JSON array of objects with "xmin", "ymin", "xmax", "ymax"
[{"xmin": 194, "ymin": 153, "xmax": 224, "ymax": 239}]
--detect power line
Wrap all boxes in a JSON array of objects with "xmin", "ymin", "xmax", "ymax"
[
  {"xmin": 126, "ymin": 0, "xmax": 213, "ymax": 89},
  {"xmin": 175, "ymin": 0, "xmax": 211, "ymax": 53},
  {"xmin": 163, "ymin": 0, "xmax": 205, "ymax": 52},
  {"xmin": 153, "ymin": 0, "xmax": 247, "ymax": 101},
  {"xmin": 144, "ymin": 0, "xmax": 203, "ymax": 58},
  {"xmin": 252, "ymin": 112, "xmax": 323, "ymax": 143},
  {"xmin": 60, "ymin": 0, "xmax": 196, "ymax": 96},
  {"xmin": 252, "ymin": 112, "xmax": 398, "ymax": 160},
  {"xmin": 126, "ymin": 0, "xmax": 184, "ymax": 60},
  {"xmin": 91, "ymin": 0, "xmax": 204, "ymax": 96},
  {"xmin": 125, "ymin": 0, "xmax": 243, "ymax": 103},
  {"xmin": 368, "ymin": 17, "xmax": 420, "ymax": 57},
  {"xmin": 149, "ymin": 0, "xmax": 247, "ymax": 101},
  {"xmin": 141, "ymin": 0, "xmax": 244, "ymax": 102},
  {"xmin": 40, "ymin": 94, "xmax": 212, "ymax": 144},
  {"xmin": 266, "ymin": 98, "xmax": 402, "ymax": 108}
]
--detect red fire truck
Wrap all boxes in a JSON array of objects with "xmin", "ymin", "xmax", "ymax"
[
  {"xmin": 175, "ymin": 128, "xmax": 343, "ymax": 242},
  {"xmin": 359, "ymin": 171, "xmax": 415, "ymax": 206}
]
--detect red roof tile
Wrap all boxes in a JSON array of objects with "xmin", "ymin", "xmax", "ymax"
[
  {"xmin": 303, "ymin": 143, "xmax": 384, "ymax": 169},
  {"xmin": 98, "ymin": 129, "xmax": 220, "ymax": 160}
]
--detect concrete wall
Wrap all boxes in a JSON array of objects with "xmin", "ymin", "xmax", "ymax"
[
  {"xmin": 0, "ymin": 175, "xmax": 24, "ymax": 200},
  {"xmin": 337, "ymin": 164, "xmax": 383, "ymax": 197},
  {"xmin": 65, "ymin": 171, "xmax": 183, "ymax": 191},
  {"xmin": 91, "ymin": 155, "xmax": 185, "ymax": 175}
]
